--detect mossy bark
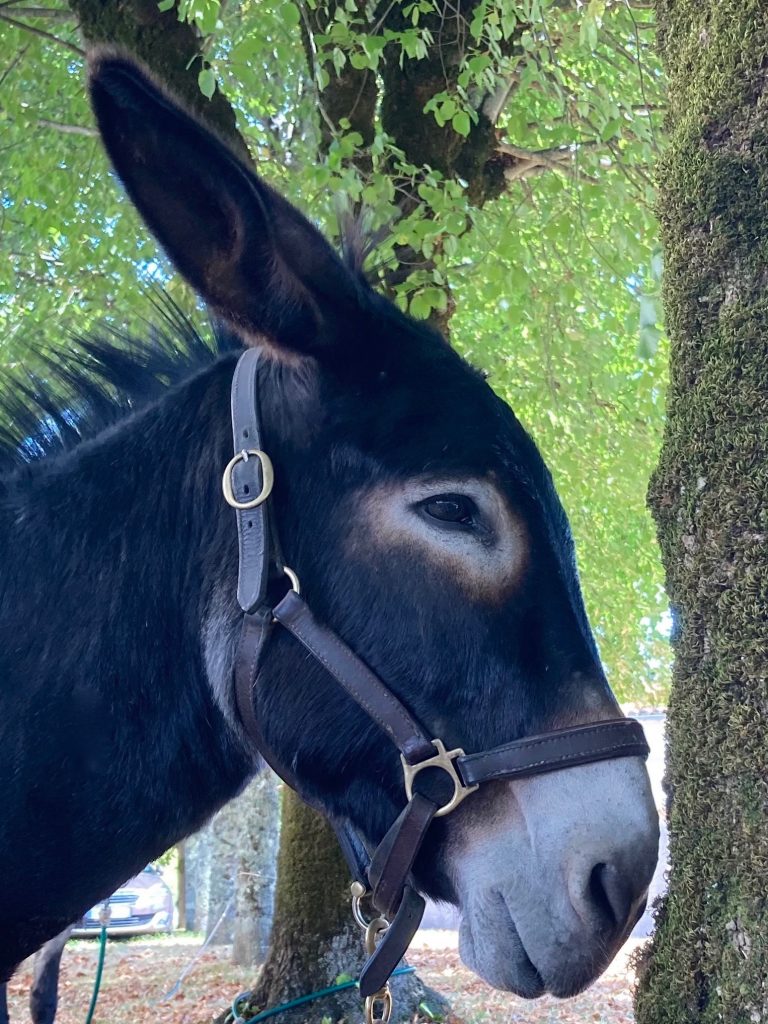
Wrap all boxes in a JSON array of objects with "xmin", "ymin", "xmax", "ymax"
[
  {"xmin": 221, "ymin": 790, "xmax": 444, "ymax": 1024},
  {"xmin": 635, "ymin": 3, "xmax": 768, "ymax": 1022},
  {"xmin": 68, "ymin": 0, "xmax": 249, "ymax": 160}
]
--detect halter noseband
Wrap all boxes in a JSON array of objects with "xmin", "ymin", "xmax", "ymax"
[{"xmin": 223, "ymin": 349, "xmax": 650, "ymax": 1024}]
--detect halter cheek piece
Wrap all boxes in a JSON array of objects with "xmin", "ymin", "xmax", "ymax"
[{"xmin": 224, "ymin": 350, "xmax": 650, "ymax": 1024}]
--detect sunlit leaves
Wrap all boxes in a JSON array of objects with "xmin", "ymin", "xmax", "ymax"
[{"xmin": 0, "ymin": 0, "xmax": 669, "ymax": 701}]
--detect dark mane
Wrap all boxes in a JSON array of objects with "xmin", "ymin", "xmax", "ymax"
[
  {"xmin": 0, "ymin": 213, "xmax": 383, "ymax": 483},
  {"xmin": 0, "ymin": 301, "xmax": 242, "ymax": 479}
]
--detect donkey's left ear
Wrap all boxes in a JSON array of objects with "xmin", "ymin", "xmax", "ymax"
[{"xmin": 88, "ymin": 52, "xmax": 360, "ymax": 355}]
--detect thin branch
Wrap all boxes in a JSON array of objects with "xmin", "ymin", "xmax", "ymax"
[
  {"xmin": 37, "ymin": 117, "xmax": 96, "ymax": 136},
  {"xmin": 0, "ymin": 42, "xmax": 29, "ymax": 88},
  {"xmin": 497, "ymin": 140, "xmax": 600, "ymax": 183},
  {"xmin": 1, "ymin": 5, "xmax": 74, "ymax": 17},
  {"xmin": 481, "ymin": 72, "xmax": 519, "ymax": 124},
  {"xmin": 625, "ymin": 0, "xmax": 661, "ymax": 154},
  {"xmin": 0, "ymin": 10, "xmax": 84, "ymax": 54}
]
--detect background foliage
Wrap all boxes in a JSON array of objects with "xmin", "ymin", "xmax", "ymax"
[{"xmin": 0, "ymin": 0, "xmax": 668, "ymax": 701}]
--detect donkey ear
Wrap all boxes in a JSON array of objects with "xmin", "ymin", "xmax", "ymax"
[{"xmin": 88, "ymin": 53, "xmax": 359, "ymax": 354}]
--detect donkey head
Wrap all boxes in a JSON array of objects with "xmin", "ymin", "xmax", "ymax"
[{"xmin": 89, "ymin": 56, "xmax": 658, "ymax": 998}]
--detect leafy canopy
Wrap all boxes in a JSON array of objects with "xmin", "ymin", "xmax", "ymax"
[{"xmin": 0, "ymin": 0, "xmax": 668, "ymax": 701}]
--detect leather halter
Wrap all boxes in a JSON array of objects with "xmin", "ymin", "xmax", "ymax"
[{"xmin": 224, "ymin": 349, "xmax": 650, "ymax": 1021}]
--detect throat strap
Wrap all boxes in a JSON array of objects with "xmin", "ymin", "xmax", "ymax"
[{"xmin": 273, "ymin": 590, "xmax": 435, "ymax": 765}]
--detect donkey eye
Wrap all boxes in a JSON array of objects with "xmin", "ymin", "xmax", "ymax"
[{"xmin": 419, "ymin": 494, "xmax": 478, "ymax": 527}]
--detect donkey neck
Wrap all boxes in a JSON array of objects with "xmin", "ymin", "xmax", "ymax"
[{"xmin": 0, "ymin": 353, "xmax": 255, "ymax": 845}]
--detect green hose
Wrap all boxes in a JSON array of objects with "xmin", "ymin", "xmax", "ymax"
[
  {"xmin": 84, "ymin": 925, "xmax": 108, "ymax": 1024},
  {"xmin": 231, "ymin": 966, "xmax": 416, "ymax": 1023}
]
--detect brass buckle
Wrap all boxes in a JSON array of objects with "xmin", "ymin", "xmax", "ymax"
[
  {"xmin": 401, "ymin": 739, "xmax": 479, "ymax": 817},
  {"xmin": 222, "ymin": 449, "xmax": 274, "ymax": 510}
]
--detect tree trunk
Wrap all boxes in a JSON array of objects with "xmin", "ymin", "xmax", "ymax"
[
  {"xmin": 635, "ymin": 3, "xmax": 768, "ymax": 1021},
  {"xmin": 176, "ymin": 842, "xmax": 187, "ymax": 932},
  {"xmin": 184, "ymin": 777, "xmax": 280, "ymax": 948},
  {"xmin": 232, "ymin": 772, "xmax": 281, "ymax": 966},
  {"xmin": 224, "ymin": 789, "xmax": 445, "ymax": 1024},
  {"xmin": 67, "ymin": 0, "xmax": 248, "ymax": 160}
]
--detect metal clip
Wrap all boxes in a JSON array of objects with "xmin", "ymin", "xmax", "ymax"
[
  {"xmin": 364, "ymin": 987, "xmax": 392, "ymax": 1024},
  {"xmin": 351, "ymin": 882, "xmax": 374, "ymax": 930},
  {"xmin": 401, "ymin": 738, "xmax": 479, "ymax": 817},
  {"xmin": 364, "ymin": 916, "xmax": 389, "ymax": 957}
]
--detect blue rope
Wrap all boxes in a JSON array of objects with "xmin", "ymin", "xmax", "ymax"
[
  {"xmin": 231, "ymin": 966, "xmax": 416, "ymax": 1023},
  {"xmin": 84, "ymin": 925, "xmax": 108, "ymax": 1024}
]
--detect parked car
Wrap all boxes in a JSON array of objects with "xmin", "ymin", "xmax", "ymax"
[{"xmin": 73, "ymin": 865, "xmax": 174, "ymax": 937}]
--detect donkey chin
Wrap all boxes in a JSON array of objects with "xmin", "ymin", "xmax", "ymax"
[{"xmin": 448, "ymin": 757, "xmax": 659, "ymax": 997}]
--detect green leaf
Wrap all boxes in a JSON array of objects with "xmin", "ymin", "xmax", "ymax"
[
  {"xmin": 451, "ymin": 110, "xmax": 471, "ymax": 137},
  {"xmin": 283, "ymin": 2, "xmax": 300, "ymax": 27},
  {"xmin": 157, "ymin": 0, "xmax": 175, "ymax": 11},
  {"xmin": 638, "ymin": 324, "xmax": 662, "ymax": 359},
  {"xmin": 639, "ymin": 293, "xmax": 660, "ymax": 329},
  {"xmin": 197, "ymin": 67, "xmax": 216, "ymax": 99}
]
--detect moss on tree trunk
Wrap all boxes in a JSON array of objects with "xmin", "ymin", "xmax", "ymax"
[
  {"xmin": 68, "ymin": 0, "xmax": 248, "ymax": 160},
  {"xmin": 222, "ymin": 789, "xmax": 444, "ymax": 1024},
  {"xmin": 635, "ymin": 3, "xmax": 768, "ymax": 1021}
]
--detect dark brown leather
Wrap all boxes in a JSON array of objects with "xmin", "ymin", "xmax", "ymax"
[
  {"xmin": 457, "ymin": 718, "xmax": 649, "ymax": 787},
  {"xmin": 230, "ymin": 348, "xmax": 270, "ymax": 613},
  {"xmin": 234, "ymin": 607, "xmax": 274, "ymax": 750},
  {"xmin": 273, "ymin": 590, "xmax": 435, "ymax": 765},
  {"xmin": 368, "ymin": 793, "xmax": 438, "ymax": 919},
  {"xmin": 358, "ymin": 884, "xmax": 426, "ymax": 1000}
]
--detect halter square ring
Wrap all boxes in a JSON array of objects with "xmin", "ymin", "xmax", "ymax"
[
  {"xmin": 222, "ymin": 449, "xmax": 274, "ymax": 509},
  {"xmin": 401, "ymin": 739, "xmax": 479, "ymax": 817}
]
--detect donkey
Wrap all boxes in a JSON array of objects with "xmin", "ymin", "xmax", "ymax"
[
  {"xmin": 0, "ymin": 53, "xmax": 658, "ymax": 1002},
  {"xmin": 0, "ymin": 928, "xmax": 74, "ymax": 1024}
]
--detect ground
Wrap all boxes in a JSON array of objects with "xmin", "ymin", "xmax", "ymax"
[{"xmin": 6, "ymin": 931, "xmax": 642, "ymax": 1024}]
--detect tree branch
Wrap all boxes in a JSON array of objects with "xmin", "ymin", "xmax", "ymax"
[
  {"xmin": 37, "ymin": 117, "xmax": 97, "ymax": 136},
  {"xmin": 0, "ymin": 43, "xmax": 29, "ymax": 89},
  {"xmin": 0, "ymin": 9, "xmax": 83, "ymax": 54},
  {"xmin": 480, "ymin": 72, "xmax": 519, "ymax": 124},
  {"xmin": 67, "ymin": 0, "xmax": 250, "ymax": 162},
  {"xmin": 298, "ymin": 0, "xmax": 377, "ymax": 172},
  {"xmin": 1, "ymin": 6, "xmax": 74, "ymax": 18},
  {"xmin": 497, "ymin": 141, "xmax": 600, "ymax": 184}
]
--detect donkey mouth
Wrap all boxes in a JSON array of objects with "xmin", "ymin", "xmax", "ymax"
[
  {"xmin": 457, "ymin": 888, "xmax": 632, "ymax": 999},
  {"xmin": 458, "ymin": 893, "xmax": 546, "ymax": 998}
]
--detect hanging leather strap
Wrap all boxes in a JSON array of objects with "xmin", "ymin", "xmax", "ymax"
[
  {"xmin": 368, "ymin": 794, "xmax": 439, "ymax": 920},
  {"xmin": 359, "ymin": 885, "xmax": 426, "ymax": 999}
]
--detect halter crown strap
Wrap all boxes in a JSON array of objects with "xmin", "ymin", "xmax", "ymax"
[{"xmin": 227, "ymin": 348, "xmax": 270, "ymax": 613}]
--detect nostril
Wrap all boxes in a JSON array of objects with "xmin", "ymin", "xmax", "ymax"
[{"xmin": 588, "ymin": 862, "xmax": 633, "ymax": 931}]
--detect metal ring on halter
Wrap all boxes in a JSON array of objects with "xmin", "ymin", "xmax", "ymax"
[
  {"xmin": 401, "ymin": 738, "xmax": 479, "ymax": 817},
  {"xmin": 364, "ymin": 917, "xmax": 389, "ymax": 958},
  {"xmin": 351, "ymin": 883, "xmax": 377, "ymax": 931},
  {"xmin": 271, "ymin": 567, "xmax": 301, "ymax": 625},
  {"xmin": 222, "ymin": 449, "xmax": 274, "ymax": 510},
  {"xmin": 364, "ymin": 988, "xmax": 393, "ymax": 1024},
  {"xmin": 281, "ymin": 565, "xmax": 301, "ymax": 595}
]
